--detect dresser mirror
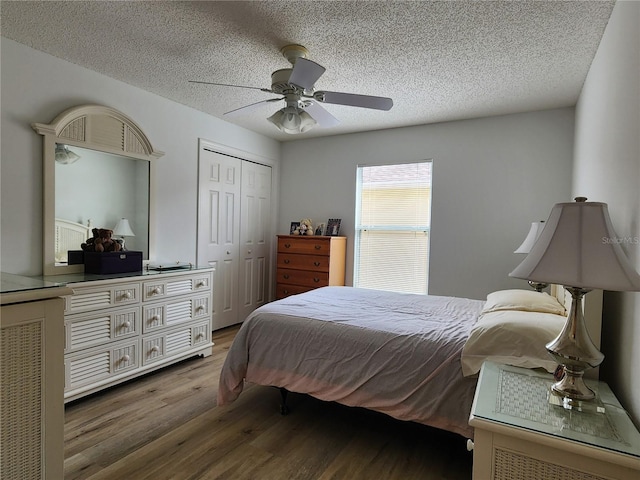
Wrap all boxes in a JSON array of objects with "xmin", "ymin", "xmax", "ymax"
[{"xmin": 33, "ymin": 105, "xmax": 164, "ymax": 275}]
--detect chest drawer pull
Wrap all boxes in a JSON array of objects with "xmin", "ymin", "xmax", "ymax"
[
  {"xmin": 196, "ymin": 305, "xmax": 205, "ymax": 312},
  {"xmin": 314, "ymin": 261, "xmax": 321, "ymax": 266},
  {"xmin": 151, "ymin": 286, "xmax": 162, "ymax": 295},
  {"xmin": 120, "ymin": 354, "xmax": 131, "ymax": 362},
  {"xmin": 121, "ymin": 321, "xmax": 131, "ymax": 329},
  {"xmin": 121, "ymin": 291, "xmax": 132, "ymax": 300},
  {"xmin": 314, "ymin": 245, "xmax": 321, "ymax": 250},
  {"xmin": 196, "ymin": 281, "xmax": 206, "ymax": 288},
  {"xmin": 283, "ymin": 274, "xmax": 290, "ymax": 279},
  {"xmin": 284, "ymin": 259, "xmax": 290, "ymax": 264},
  {"xmin": 150, "ymin": 345, "xmax": 160, "ymax": 353},
  {"xmin": 313, "ymin": 278, "xmax": 320, "ymax": 283},
  {"xmin": 284, "ymin": 243, "xmax": 291, "ymax": 248}
]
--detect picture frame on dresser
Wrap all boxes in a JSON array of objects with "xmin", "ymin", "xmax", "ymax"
[
  {"xmin": 290, "ymin": 222, "xmax": 300, "ymax": 234},
  {"xmin": 315, "ymin": 223, "xmax": 325, "ymax": 236},
  {"xmin": 326, "ymin": 218, "xmax": 341, "ymax": 236}
]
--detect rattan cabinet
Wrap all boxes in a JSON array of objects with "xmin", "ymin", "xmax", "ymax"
[
  {"xmin": 62, "ymin": 268, "xmax": 214, "ymax": 402},
  {"xmin": 469, "ymin": 362, "xmax": 640, "ymax": 480},
  {"xmin": 1, "ymin": 275, "xmax": 72, "ymax": 480},
  {"xmin": 276, "ymin": 235, "xmax": 346, "ymax": 299}
]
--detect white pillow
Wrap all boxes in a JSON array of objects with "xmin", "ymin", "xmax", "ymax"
[
  {"xmin": 481, "ymin": 289, "xmax": 566, "ymax": 316},
  {"xmin": 461, "ymin": 309, "xmax": 566, "ymax": 376}
]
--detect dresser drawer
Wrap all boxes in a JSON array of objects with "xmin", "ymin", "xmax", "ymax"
[
  {"xmin": 276, "ymin": 283, "xmax": 315, "ymax": 299},
  {"xmin": 65, "ymin": 282, "xmax": 141, "ymax": 314},
  {"xmin": 277, "ymin": 253, "xmax": 330, "ymax": 272},
  {"xmin": 278, "ymin": 237, "xmax": 331, "ymax": 255},
  {"xmin": 65, "ymin": 339, "xmax": 138, "ymax": 390},
  {"xmin": 65, "ymin": 306, "xmax": 140, "ymax": 353},
  {"xmin": 142, "ymin": 321, "xmax": 210, "ymax": 365},
  {"xmin": 142, "ymin": 273, "xmax": 212, "ymax": 302},
  {"xmin": 142, "ymin": 294, "xmax": 210, "ymax": 333},
  {"xmin": 277, "ymin": 268, "xmax": 329, "ymax": 288}
]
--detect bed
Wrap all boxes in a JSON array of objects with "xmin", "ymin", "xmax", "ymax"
[
  {"xmin": 54, "ymin": 218, "xmax": 92, "ymax": 263},
  {"xmin": 218, "ymin": 285, "xmax": 595, "ymax": 439}
]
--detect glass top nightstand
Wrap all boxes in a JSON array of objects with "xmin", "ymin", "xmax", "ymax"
[{"xmin": 469, "ymin": 362, "xmax": 640, "ymax": 480}]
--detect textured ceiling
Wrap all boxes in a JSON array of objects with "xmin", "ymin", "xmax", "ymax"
[{"xmin": 1, "ymin": 1, "xmax": 615, "ymax": 142}]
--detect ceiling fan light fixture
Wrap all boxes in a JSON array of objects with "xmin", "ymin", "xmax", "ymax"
[{"xmin": 268, "ymin": 106, "xmax": 316, "ymax": 134}]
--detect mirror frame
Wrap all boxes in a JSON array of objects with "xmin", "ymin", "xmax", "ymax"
[{"xmin": 32, "ymin": 104, "xmax": 164, "ymax": 276}]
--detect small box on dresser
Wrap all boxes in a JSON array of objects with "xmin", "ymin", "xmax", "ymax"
[
  {"xmin": 276, "ymin": 235, "xmax": 346, "ymax": 299},
  {"xmin": 469, "ymin": 361, "xmax": 640, "ymax": 480}
]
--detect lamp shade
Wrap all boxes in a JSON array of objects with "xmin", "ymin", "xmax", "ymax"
[
  {"xmin": 514, "ymin": 221, "xmax": 545, "ymax": 254},
  {"xmin": 55, "ymin": 144, "xmax": 80, "ymax": 164},
  {"xmin": 510, "ymin": 198, "xmax": 640, "ymax": 291},
  {"xmin": 268, "ymin": 106, "xmax": 316, "ymax": 134},
  {"xmin": 113, "ymin": 218, "xmax": 135, "ymax": 237}
]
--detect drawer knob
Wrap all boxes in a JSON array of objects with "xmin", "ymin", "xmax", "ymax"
[
  {"xmin": 150, "ymin": 315, "xmax": 160, "ymax": 322},
  {"xmin": 283, "ymin": 290, "xmax": 289, "ymax": 294},
  {"xmin": 248, "ymin": 250, "xmax": 252, "ymax": 254},
  {"xmin": 152, "ymin": 287, "xmax": 161, "ymax": 295},
  {"xmin": 314, "ymin": 261, "xmax": 320, "ymax": 266},
  {"xmin": 284, "ymin": 259, "xmax": 290, "ymax": 264},
  {"xmin": 284, "ymin": 243, "xmax": 291, "ymax": 248},
  {"xmin": 196, "ymin": 305, "xmax": 205, "ymax": 312},
  {"xmin": 196, "ymin": 281, "xmax": 205, "ymax": 288},
  {"xmin": 196, "ymin": 333, "xmax": 204, "ymax": 339},
  {"xmin": 121, "ymin": 354, "xmax": 130, "ymax": 362},
  {"xmin": 313, "ymin": 278, "xmax": 320, "ymax": 283},
  {"xmin": 314, "ymin": 245, "xmax": 321, "ymax": 250},
  {"xmin": 283, "ymin": 274, "xmax": 290, "ymax": 279},
  {"xmin": 122, "ymin": 321, "xmax": 131, "ymax": 329},
  {"xmin": 151, "ymin": 345, "xmax": 160, "ymax": 353},
  {"xmin": 123, "ymin": 291, "xmax": 132, "ymax": 299}
]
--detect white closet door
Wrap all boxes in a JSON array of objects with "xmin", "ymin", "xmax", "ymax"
[
  {"xmin": 197, "ymin": 149, "xmax": 241, "ymax": 330},
  {"xmin": 238, "ymin": 161, "xmax": 272, "ymax": 321}
]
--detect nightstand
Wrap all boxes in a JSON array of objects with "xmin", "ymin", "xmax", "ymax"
[{"xmin": 469, "ymin": 361, "xmax": 640, "ymax": 480}]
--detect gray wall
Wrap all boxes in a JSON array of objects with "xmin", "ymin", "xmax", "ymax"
[
  {"xmin": 0, "ymin": 39, "xmax": 280, "ymax": 275},
  {"xmin": 573, "ymin": 0, "xmax": 640, "ymax": 424},
  {"xmin": 280, "ymin": 108, "xmax": 575, "ymax": 300}
]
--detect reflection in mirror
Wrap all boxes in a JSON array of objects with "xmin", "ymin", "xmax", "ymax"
[{"xmin": 54, "ymin": 143, "xmax": 150, "ymax": 264}]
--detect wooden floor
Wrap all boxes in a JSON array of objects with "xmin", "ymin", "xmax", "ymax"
[{"xmin": 64, "ymin": 325, "xmax": 473, "ymax": 480}]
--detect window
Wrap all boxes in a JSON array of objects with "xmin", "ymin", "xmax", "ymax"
[{"xmin": 354, "ymin": 161, "xmax": 432, "ymax": 294}]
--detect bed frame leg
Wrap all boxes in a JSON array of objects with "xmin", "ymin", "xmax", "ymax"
[{"xmin": 279, "ymin": 387, "xmax": 290, "ymax": 415}]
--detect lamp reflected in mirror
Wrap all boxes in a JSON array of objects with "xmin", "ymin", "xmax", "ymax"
[
  {"xmin": 514, "ymin": 220, "xmax": 547, "ymax": 292},
  {"xmin": 113, "ymin": 218, "xmax": 135, "ymax": 251},
  {"xmin": 55, "ymin": 144, "xmax": 80, "ymax": 164}
]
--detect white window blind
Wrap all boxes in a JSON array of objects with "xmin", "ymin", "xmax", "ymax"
[{"xmin": 354, "ymin": 162, "xmax": 432, "ymax": 294}]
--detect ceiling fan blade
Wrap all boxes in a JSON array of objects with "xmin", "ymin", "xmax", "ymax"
[
  {"xmin": 303, "ymin": 101, "xmax": 340, "ymax": 128},
  {"xmin": 224, "ymin": 98, "xmax": 282, "ymax": 117},
  {"xmin": 189, "ymin": 80, "xmax": 272, "ymax": 93},
  {"xmin": 315, "ymin": 91, "xmax": 393, "ymax": 111},
  {"xmin": 288, "ymin": 58, "xmax": 326, "ymax": 91}
]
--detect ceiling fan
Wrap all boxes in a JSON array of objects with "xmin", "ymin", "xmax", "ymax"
[{"xmin": 190, "ymin": 44, "xmax": 393, "ymax": 134}]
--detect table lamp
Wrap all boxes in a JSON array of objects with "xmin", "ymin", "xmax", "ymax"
[
  {"xmin": 113, "ymin": 218, "xmax": 135, "ymax": 251},
  {"xmin": 514, "ymin": 220, "xmax": 547, "ymax": 291},
  {"xmin": 510, "ymin": 197, "xmax": 640, "ymax": 401}
]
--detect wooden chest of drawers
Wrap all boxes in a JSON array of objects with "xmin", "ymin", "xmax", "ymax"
[{"xmin": 276, "ymin": 235, "xmax": 346, "ymax": 299}]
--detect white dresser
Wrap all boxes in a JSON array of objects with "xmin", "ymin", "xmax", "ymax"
[
  {"xmin": 469, "ymin": 362, "xmax": 640, "ymax": 480},
  {"xmin": 56, "ymin": 267, "xmax": 214, "ymax": 402}
]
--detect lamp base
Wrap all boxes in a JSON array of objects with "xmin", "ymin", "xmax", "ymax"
[
  {"xmin": 550, "ymin": 365, "xmax": 595, "ymax": 400},
  {"xmin": 545, "ymin": 287, "xmax": 604, "ymax": 401},
  {"xmin": 548, "ymin": 379, "xmax": 606, "ymax": 414}
]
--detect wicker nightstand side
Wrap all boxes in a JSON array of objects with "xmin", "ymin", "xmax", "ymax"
[{"xmin": 469, "ymin": 362, "xmax": 640, "ymax": 480}]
